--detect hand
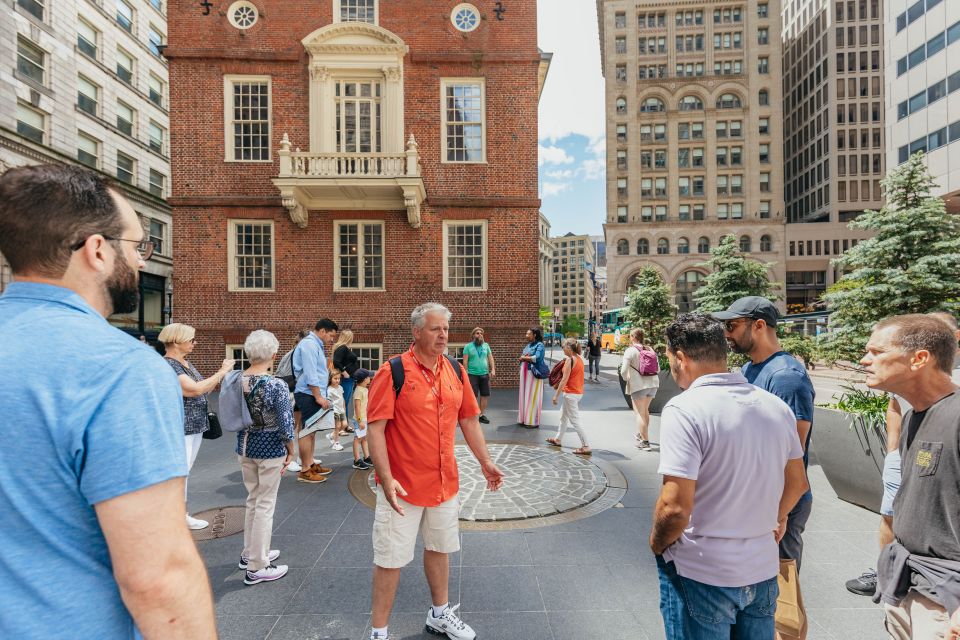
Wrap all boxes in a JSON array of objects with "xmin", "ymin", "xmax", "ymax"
[
  {"xmin": 490, "ymin": 370, "xmax": 496, "ymax": 378},
  {"xmin": 480, "ymin": 460, "xmax": 504, "ymax": 491},
  {"xmin": 317, "ymin": 397, "xmax": 330, "ymax": 410},
  {"xmin": 382, "ymin": 477, "xmax": 408, "ymax": 515},
  {"xmin": 948, "ymin": 608, "xmax": 960, "ymax": 639},
  {"xmin": 221, "ymin": 358, "xmax": 236, "ymax": 371},
  {"xmin": 280, "ymin": 452, "xmax": 293, "ymax": 476},
  {"xmin": 552, "ymin": 395, "xmax": 559, "ymax": 405},
  {"xmin": 774, "ymin": 516, "xmax": 788, "ymax": 543}
]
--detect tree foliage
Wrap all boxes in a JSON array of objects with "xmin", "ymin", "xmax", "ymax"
[
  {"xmin": 538, "ymin": 306, "xmax": 554, "ymax": 333},
  {"xmin": 560, "ymin": 314, "xmax": 586, "ymax": 337},
  {"xmin": 821, "ymin": 152, "xmax": 960, "ymax": 362},
  {"xmin": 622, "ymin": 266, "xmax": 676, "ymax": 346},
  {"xmin": 693, "ymin": 234, "xmax": 780, "ymax": 312}
]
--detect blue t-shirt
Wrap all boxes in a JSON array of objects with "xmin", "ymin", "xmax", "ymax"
[
  {"xmin": 0, "ymin": 282, "xmax": 187, "ymax": 639},
  {"xmin": 743, "ymin": 351, "xmax": 816, "ymax": 501}
]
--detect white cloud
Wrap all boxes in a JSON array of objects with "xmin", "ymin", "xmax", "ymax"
[
  {"xmin": 577, "ymin": 158, "xmax": 605, "ymax": 181},
  {"xmin": 541, "ymin": 182, "xmax": 572, "ymax": 197},
  {"xmin": 538, "ymin": 144, "xmax": 575, "ymax": 166},
  {"xmin": 545, "ymin": 169, "xmax": 574, "ymax": 179}
]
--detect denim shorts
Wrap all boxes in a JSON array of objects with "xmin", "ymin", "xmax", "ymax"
[{"xmin": 880, "ymin": 449, "xmax": 901, "ymax": 517}]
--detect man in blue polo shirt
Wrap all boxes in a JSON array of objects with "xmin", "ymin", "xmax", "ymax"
[
  {"xmin": 716, "ymin": 296, "xmax": 816, "ymax": 569},
  {"xmin": 0, "ymin": 165, "xmax": 215, "ymax": 638}
]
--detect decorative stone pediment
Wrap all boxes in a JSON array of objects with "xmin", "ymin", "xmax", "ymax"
[{"xmin": 301, "ymin": 22, "xmax": 408, "ymax": 56}]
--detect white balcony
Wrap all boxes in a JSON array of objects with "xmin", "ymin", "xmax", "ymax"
[{"xmin": 272, "ymin": 133, "xmax": 426, "ymax": 229}]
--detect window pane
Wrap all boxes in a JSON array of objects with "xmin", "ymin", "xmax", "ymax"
[
  {"xmin": 231, "ymin": 81, "xmax": 270, "ymax": 161},
  {"xmin": 340, "ymin": 0, "xmax": 376, "ymax": 23},
  {"xmin": 445, "ymin": 82, "xmax": 484, "ymax": 162},
  {"xmin": 446, "ymin": 223, "xmax": 485, "ymax": 289},
  {"xmin": 234, "ymin": 223, "xmax": 273, "ymax": 289}
]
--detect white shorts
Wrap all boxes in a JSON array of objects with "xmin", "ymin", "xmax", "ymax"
[
  {"xmin": 351, "ymin": 418, "xmax": 367, "ymax": 438},
  {"xmin": 372, "ymin": 487, "xmax": 460, "ymax": 568}
]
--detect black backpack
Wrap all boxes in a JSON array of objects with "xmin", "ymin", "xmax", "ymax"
[{"xmin": 388, "ymin": 354, "xmax": 463, "ymax": 396}]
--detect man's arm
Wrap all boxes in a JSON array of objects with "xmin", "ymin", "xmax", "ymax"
[
  {"xmin": 460, "ymin": 415, "xmax": 503, "ymax": 491},
  {"xmin": 886, "ymin": 397, "xmax": 903, "ymax": 453},
  {"xmin": 487, "ymin": 349, "xmax": 496, "ymax": 377},
  {"xmin": 650, "ymin": 476, "xmax": 696, "ymax": 554},
  {"xmin": 462, "ymin": 351, "xmax": 470, "ymax": 372},
  {"xmin": 776, "ymin": 458, "xmax": 810, "ymax": 540},
  {"xmin": 367, "ymin": 418, "xmax": 406, "ymax": 514},
  {"xmin": 796, "ymin": 420, "xmax": 811, "ymax": 452},
  {"xmin": 95, "ymin": 478, "xmax": 216, "ymax": 640}
]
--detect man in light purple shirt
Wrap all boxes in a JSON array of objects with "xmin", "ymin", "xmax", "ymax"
[{"xmin": 649, "ymin": 313, "xmax": 809, "ymax": 639}]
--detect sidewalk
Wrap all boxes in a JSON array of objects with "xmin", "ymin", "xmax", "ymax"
[{"xmin": 190, "ymin": 381, "xmax": 884, "ymax": 639}]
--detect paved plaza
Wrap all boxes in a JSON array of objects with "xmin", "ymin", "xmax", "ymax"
[{"xmin": 191, "ymin": 370, "xmax": 884, "ymax": 640}]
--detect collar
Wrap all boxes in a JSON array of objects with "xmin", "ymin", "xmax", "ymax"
[
  {"xmin": 309, "ymin": 332, "xmax": 325, "ymax": 349},
  {"xmin": 409, "ymin": 347, "xmax": 443, "ymax": 373},
  {"xmin": 688, "ymin": 372, "xmax": 749, "ymax": 389},
  {"xmin": 1, "ymin": 281, "xmax": 103, "ymax": 319}
]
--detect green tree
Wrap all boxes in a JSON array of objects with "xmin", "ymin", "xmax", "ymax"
[
  {"xmin": 693, "ymin": 234, "xmax": 780, "ymax": 312},
  {"xmin": 622, "ymin": 266, "xmax": 676, "ymax": 346},
  {"xmin": 821, "ymin": 152, "xmax": 960, "ymax": 361},
  {"xmin": 538, "ymin": 306, "xmax": 554, "ymax": 333},
  {"xmin": 560, "ymin": 314, "xmax": 586, "ymax": 337}
]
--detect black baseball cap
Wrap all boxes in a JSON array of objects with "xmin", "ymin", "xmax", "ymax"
[{"xmin": 711, "ymin": 296, "xmax": 780, "ymax": 327}]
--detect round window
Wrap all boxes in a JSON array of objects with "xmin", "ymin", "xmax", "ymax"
[
  {"xmin": 451, "ymin": 3, "xmax": 480, "ymax": 32},
  {"xmin": 228, "ymin": 1, "xmax": 259, "ymax": 29}
]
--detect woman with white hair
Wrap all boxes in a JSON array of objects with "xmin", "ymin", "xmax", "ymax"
[
  {"xmin": 158, "ymin": 322, "xmax": 234, "ymax": 530},
  {"xmin": 235, "ymin": 329, "xmax": 295, "ymax": 586}
]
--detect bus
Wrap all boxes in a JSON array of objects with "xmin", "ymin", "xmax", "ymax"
[{"xmin": 599, "ymin": 307, "xmax": 631, "ymax": 351}]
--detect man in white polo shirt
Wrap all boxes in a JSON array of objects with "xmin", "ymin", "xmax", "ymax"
[{"xmin": 649, "ymin": 312, "xmax": 809, "ymax": 639}]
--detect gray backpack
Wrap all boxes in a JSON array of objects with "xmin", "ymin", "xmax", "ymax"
[{"xmin": 219, "ymin": 370, "xmax": 267, "ymax": 432}]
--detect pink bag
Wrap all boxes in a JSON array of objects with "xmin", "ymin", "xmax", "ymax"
[{"xmin": 635, "ymin": 347, "xmax": 659, "ymax": 376}]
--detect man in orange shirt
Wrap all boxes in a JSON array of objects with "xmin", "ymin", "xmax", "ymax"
[{"xmin": 366, "ymin": 302, "xmax": 504, "ymax": 640}]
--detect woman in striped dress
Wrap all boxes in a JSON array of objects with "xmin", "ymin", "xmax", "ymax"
[{"xmin": 518, "ymin": 327, "xmax": 546, "ymax": 427}]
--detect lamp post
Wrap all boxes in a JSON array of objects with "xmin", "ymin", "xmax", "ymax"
[{"xmin": 164, "ymin": 279, "xmax": 174, "ymax": 324}]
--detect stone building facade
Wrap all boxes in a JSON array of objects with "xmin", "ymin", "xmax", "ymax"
[
  {"xmin": 538, "ymin": 212, "xmax": 555, "ymax": 309},
  {"xmin": 1, "ymin": 0, "xmax": 172, "ymax": 337},
  {"xmin": 165, "ymin": 1, "xmax": 546, "ymax": 384},
  {"xmin": 550, "ymin": 232, "xmax": 597, "ymax": 329}
]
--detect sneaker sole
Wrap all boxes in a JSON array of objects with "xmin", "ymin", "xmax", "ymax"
[
  {"xmin": 296, "ymin": 476, "xmax": 327, "ymax": 483},
  {"xmin": 244, "ymin": 571, "xmax": 288, "ymax": 586},
  {"xmin": 424, "ymin": 624, "xmax": 475, "ymax": 639}
]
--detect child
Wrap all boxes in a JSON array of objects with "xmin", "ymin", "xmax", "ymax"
[
  {"xmin": 351, "ymin": 369, "xmax": 373, "ymax": 469},
  {"xmin": 326, "ymin": 370, "xmax": 346, "ymax": 451}
]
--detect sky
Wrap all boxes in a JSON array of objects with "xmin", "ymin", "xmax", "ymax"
[{"xmin": 537, "ymin": 0, "xmax": 607, "ymax": 239}]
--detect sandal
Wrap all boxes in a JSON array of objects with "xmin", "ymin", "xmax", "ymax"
[
  {"xmin": 546, "ymin": 438, "xmax": 561, "ymax": 447},
  {"xmin": 572, "ymin": 447, "xmax": 592, "ymax": 456}
]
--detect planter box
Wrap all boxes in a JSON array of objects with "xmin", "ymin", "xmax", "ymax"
[
  {"xmin": 619, "ymin": 370, "xmax": 682, "ymax": 414},
  {"xmin": 811, "ymin": 406, "xmax": 886, "ymax": 514}
]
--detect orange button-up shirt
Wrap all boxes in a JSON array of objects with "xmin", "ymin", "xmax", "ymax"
[{"xmin": 367, "ymin": 349, "xmax": 480, "ymax": 507}]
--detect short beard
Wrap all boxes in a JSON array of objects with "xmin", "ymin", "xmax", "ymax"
[
  {"xmin": 474, "ymin": 337, "xmax": 483, "ymax": 346},
  {"xmin": 106, "ymin": 253, "xmax": 140, "ymax": 315},
  {"xmin": 728, "ymin": 326, "xmax": 754, "ymax": 355}
]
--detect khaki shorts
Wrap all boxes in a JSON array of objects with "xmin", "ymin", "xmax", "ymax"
[{"xmin": 372, "ymin": 487, "xmax": 460, "ymax": 568}]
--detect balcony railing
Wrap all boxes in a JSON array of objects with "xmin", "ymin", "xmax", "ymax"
[{"xmin": 286, "ymin": 152, "xmax": 408, "ymax": 178}]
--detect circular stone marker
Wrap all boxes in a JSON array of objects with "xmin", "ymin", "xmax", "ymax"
[
  {"xmin": 352, "ymin": 442, "xmax": 626, "ymax": 531},
  {"xmin": 190, "ymin": 506, "xmax": 246, "ymax": 541}
]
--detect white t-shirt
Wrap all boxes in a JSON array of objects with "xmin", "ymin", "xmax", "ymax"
[
  {"xmin": 658, "ymin": 372, "xmax": 804, "ymax": 587},
  {"xmin": 328, "ymin": 386, "xmax": 345, "ymax": 414}
]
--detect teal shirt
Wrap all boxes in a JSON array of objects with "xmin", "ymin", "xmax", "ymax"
[{"xmin": 463, "ymin": 341, "xmax": 491, "ymax": 375}]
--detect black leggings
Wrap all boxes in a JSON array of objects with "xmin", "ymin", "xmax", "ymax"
[{"xmin": 588, "ymin": 356, "xmax": 601, "ymax": 377}]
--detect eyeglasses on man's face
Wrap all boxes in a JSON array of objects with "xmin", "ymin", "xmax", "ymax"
[
  {"xmin": 723, "ymin": 318, "xmax": 748, "ymax": 332},
  {"xmin": 70, "ymin": 235, "xmax": 155, "ymax": 261}
]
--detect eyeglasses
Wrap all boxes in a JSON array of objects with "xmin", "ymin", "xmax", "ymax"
[
  {"xmin": 723, "ymin": 319, "xmax": 748, "ymax": 332},
  {"xmin": 70, "ymin": 235, "xmax": 155, "ymax": 260}
]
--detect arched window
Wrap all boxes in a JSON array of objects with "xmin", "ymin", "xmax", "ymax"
[
  {"xmin": 758, "ymin": 89, "xmax": 769, "ymax": 106},
  {"xmin": 616, "ymin": 238, "xmax": 629, "ymax": 255},
  {"xmin": 640, "ymin": 96, "xmax": 665, "ymax": 112},
  {"xmin": 677, "ymin": 237, "xmax": 690, "ymax": 254},
  {"xmin": 616, "ymin": 97, "xmax": 627, "ymax": 114},
  {"xmin": 637, "ymin": 238, "xmax": 649, "ymax": 255},
  {"xmin": 697, "ymin": 236, "xmax": 710, "ymax": 253},
  {"xmin": 679, "ymin": 95, "xmax": 703, "ymax": 111},
  {"xmin": 676, "ymin": 270, "xmax": 705, "ymax": 312},
  {"xmin": 716, "ymin": 92, "xmax": 742, "ymax": 109},
  {"xmin": 739, "ymin": 235, "xmax": 752, "ymax": 252},
  {"xmin": 657, "ymin": 238, "xmax": 670, "ymax": 254},
  {"xmin": 760, "ymin": 234, "xmax": 772, "ymax": 252}
]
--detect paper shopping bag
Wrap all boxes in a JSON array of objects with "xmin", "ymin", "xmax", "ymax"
[{"xmin": 775, "ymin": 559, "xmax": 808, "ymax": 640}]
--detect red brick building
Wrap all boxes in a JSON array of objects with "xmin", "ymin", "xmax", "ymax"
[{"xmin": 165, "ymin": 1, "xmax": 548, "ymax": 384}]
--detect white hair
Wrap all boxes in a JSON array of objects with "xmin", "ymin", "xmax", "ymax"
[
  {"xmin": 411, "ymin": 302, "xmax": 451, "ymax": 329},
  {"xmin": 244, "ymin": 329, "xmax": 280, "ymax": 364}
]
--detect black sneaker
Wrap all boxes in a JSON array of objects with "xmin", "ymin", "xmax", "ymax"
[
  {"xmin": 364, "ymin": 456, "xmax": 372, "ymax": 465},
  {"xmin": 353, "ymin": 459, "xmax": 370, "ymax": 470},
  {"xmin": 845, "ymin": 569, "xmax": 877, "ymax": 596},
  {"xmin": 478, "ymin": 415, "xmax": 490, "ymax": 424}
]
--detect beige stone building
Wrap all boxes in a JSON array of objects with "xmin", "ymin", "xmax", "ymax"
[
  {"xmin": 539, "ymin": 212, "xmax": 555, "ymax": 309},
  {"xmin": 781, "ymin": 0, "xmax": 884, "ymax": 312},
  {"xmin": 599, "ymin": 0, "xmax": 788, "ymax": 312},
  {"xmin": 550, "ymin": 232, "xmax": 597, "ymax": 330}
]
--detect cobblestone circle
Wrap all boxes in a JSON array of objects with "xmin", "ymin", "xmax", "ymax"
[{"xmin": 367, "ymin": 443, "xmax": 608, "ymax": 522}]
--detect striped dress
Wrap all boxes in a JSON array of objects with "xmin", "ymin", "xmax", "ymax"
[{"xmin": 518, "ymin": 342, "xmax": 545, "ymax": 426}]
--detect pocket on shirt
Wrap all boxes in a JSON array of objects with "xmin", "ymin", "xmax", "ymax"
[{"xmin": 914, "ymin": 441, "xmax": 943, "ymax": 477}]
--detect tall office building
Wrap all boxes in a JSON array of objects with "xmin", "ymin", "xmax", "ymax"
[
  {"xmin": 550, "ymin": 233, "xmax": 597, "ymax": 326},
  {"xmin": 781, "ymin": 0, "xmax": 884, "ymax": 312},
  {"xmin": 599, "ymin": 0, "xmax": 787, "ymax": 312},
  {"xmin": 886, "ymin": 0, "xmax": 960, "ymax": 210},
  {"xmin": 1, "ymin": 0, "xmax": 172, "ymax": 337}
]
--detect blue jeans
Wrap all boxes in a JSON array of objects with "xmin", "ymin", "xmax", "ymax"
[
  {"xmin": 657, "ymin": 555, "xmax": 778, "ymax": 640},
  {"xmin": 340, "ymin": 376, "xmax": 355, "ymax": 420}
]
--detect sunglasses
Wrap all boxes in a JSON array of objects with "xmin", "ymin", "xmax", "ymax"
[{"xmin": 723, "ymin": 319, "xmax": 749, "ymax": 332}]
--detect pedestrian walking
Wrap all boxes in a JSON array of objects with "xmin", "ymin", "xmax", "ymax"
[
  {"xmin": 650, "ymin": 313, "xmax": 808, "ymax": 639},
  {"xmin": 327, "ymin": 370, "xmax": 346, "ymax": 451},
  {"xmin": 332, "ymin": 329, "xmax": 361, "ymax": 420},
  {"xmin": 158, "ymin": 322, "xmax": 235, "ymax": 530},
  {"xmin": 518, "ymin": 327, "xmax": 546, "ymax": 427},
  {"xmin": 351, "ymin": 368, "xmax": 372, "ymax": 469},
  {"xmin": 860, "ymin": 314, "xmax": 960, "ymax": 638},
  {"xmin": 546, "ymin": 338, "xmax": 590, "ymax": 455},
  {"xmin": 366, "ymin": 303, "xmax": 504, "ymax": 640},
  {"xmin": 293, "ymin": 318, "xmax": 339, "ymax": 483},
  {"xmin": 619, "ymin": 327, "xmax": 660, "ymax": 451},
  {"xmin": 587, "ymin": 333, "xmax": 603, "ymax": 381},
  {"xmin": 276, "ymin": 329, "xmax": 309, "ymax": 472},
  {"xmin": 229, "ymin": 330, "xmax": 295, "ymax": 586},
  {"xmin": 463, "ymin": 326, "xmax": 496, "ymax": 424},
  {"xmin": 716, "ymin": 296, "xmax": 816, "ymax": 570},
  {"xmin": 0, "ymin": 164, "xmax": 215, "ymax": 638}
]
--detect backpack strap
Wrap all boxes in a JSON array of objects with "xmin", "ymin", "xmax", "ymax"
[
  {"xmin": 444, "ymin": 354, "xmax": 464, "ymax": 383},
  {"xmin": 390, "ymin": 353, "xmax": 463, "ymax": 398}
]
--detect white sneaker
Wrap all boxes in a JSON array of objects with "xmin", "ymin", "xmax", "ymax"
[
  {"xmin": 313, "ymin": 458, "xmax": 323, "ymax": 465},
  {"xmin": 186, "ymin": 514, "xmax": 209, "ymax": 530},
  {"xmin": 238, "ymin": 549, "xmax": 280, "ymax": 569},
  {"xmin": 326, "ymin": 432, "xmax": 333, "ymax": 440},
  {"xmin": 287, "ymin": 460, "xmax": 302, "ymax": 473},
  {"xmin": 425, "ymin": 604, "xmax": 475, "ymax": 640},
  {"xmin": 243, "ymin": 563, "xmax": 288, "ymax": 585},
  {"xmin": 332, "ymin": 442, "xmax": 344, "ymax": 451}
]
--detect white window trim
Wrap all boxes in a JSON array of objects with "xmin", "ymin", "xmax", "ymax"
[
  {"xmin": 333, "ymin": 219, "xmax": 386, "ymax": 292},
  {"xmin": 223, "ymin": 75, "xmax": 273, "ymax": 163},
  {"xmin": 440, "ymin": 77, "xmax": 487, "ymax": 164},
  {"xmin": 442, "ymin": 219, "xmax": 488, "ymax": 292},
  {"xmin": 446, "ymin": 343, "xmax": 467, "ymax": 365},
  {"xmin": 332, "ymin": 0, "xmax": 378, "ymax": 24},
  {"xmin": 225, "ymin": 344, "xmax": 271, "ymax": 372},
  {"xmin": 227, "ymin": 219, "xmax": 276, "ymax": 292},
  {"xmin": 351, "ymin": 343, "xmax": 383, "ymax": 370}
]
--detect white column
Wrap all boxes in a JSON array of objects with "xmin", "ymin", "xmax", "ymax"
[
  {"xmin": 309, "ymin": 65, "xmax": 333, "ymax": 152},
  {"xmin": 382, "ymin": 66, "xmax": 403, "ymax": 153}
]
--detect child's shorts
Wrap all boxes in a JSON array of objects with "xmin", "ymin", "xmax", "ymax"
[
  {"xmin": 351, "ymin": 418, "xmax": 367, "ymax": 438},
  {"xmin": 334, "ymin": 412, "xmax": 345, "ymax": 421}
]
